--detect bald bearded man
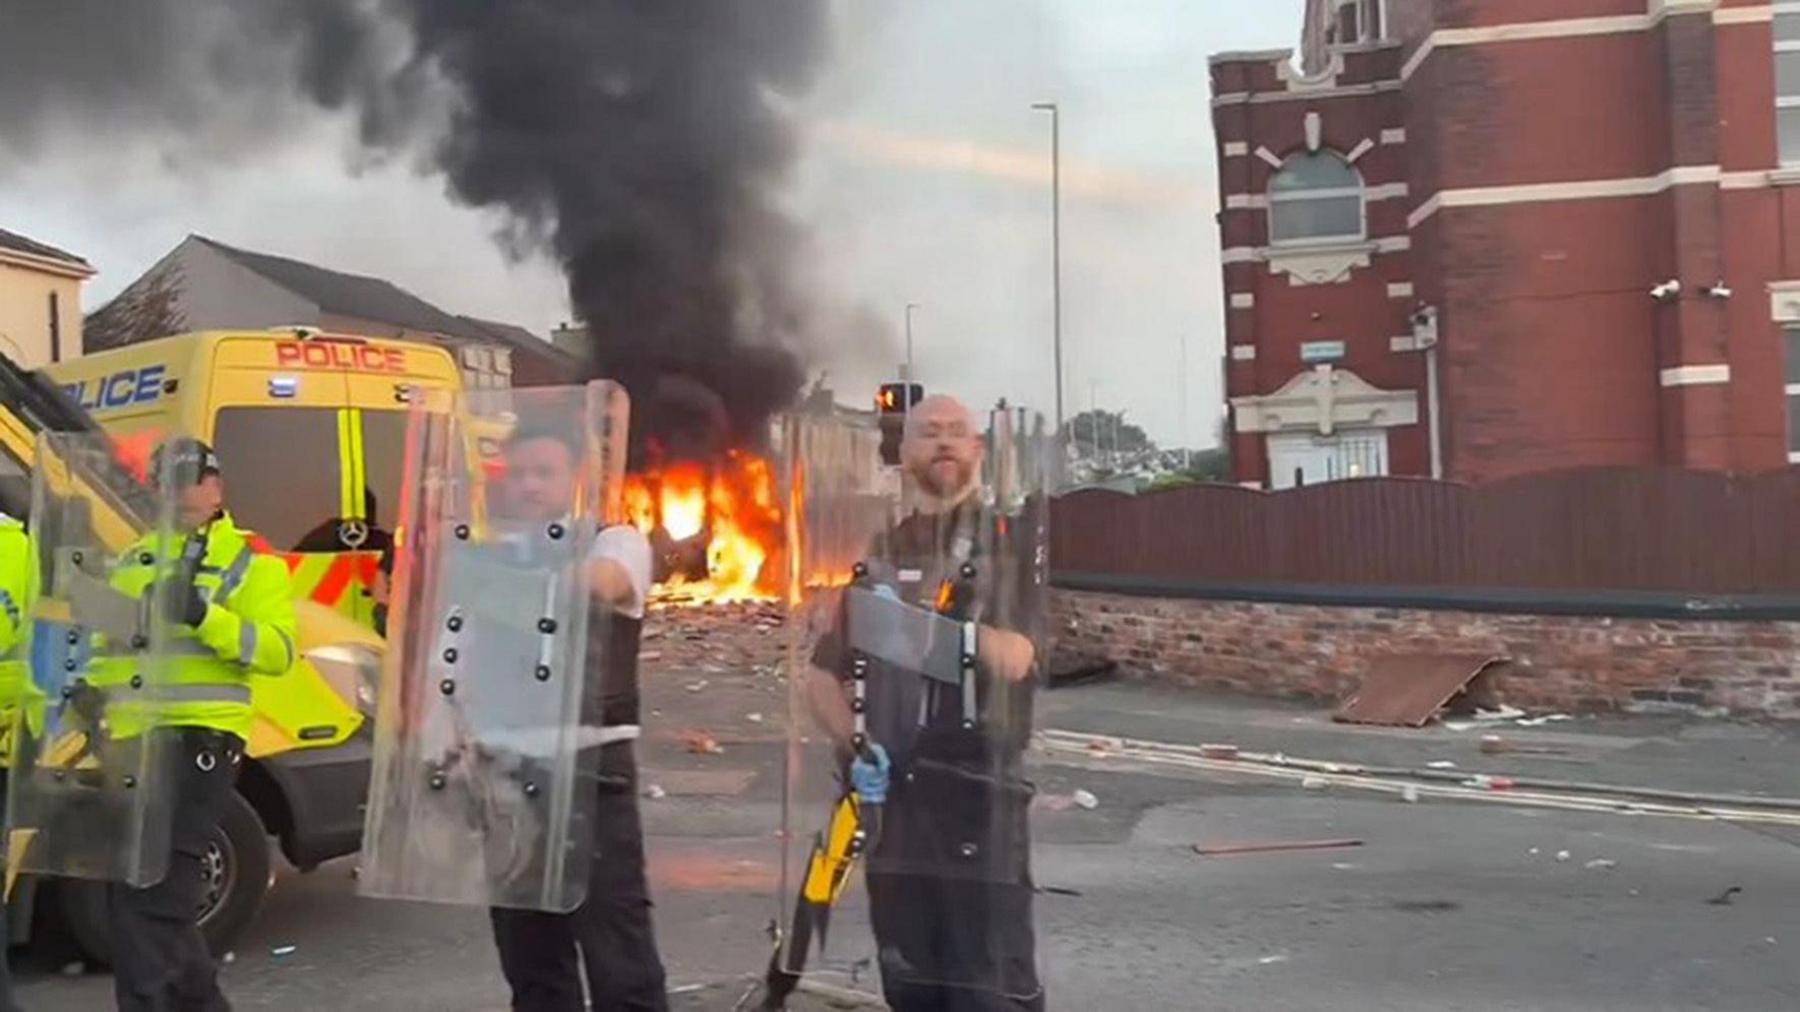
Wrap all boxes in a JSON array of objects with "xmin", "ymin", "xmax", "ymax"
[{"xmin": 807, "ymin": 395, "xmax": 1046, "ymax": 1011}]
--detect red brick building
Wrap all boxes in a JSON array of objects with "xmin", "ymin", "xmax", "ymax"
[{"xmin": 1212, "ymin": 0, "xmax": 1800, "ymax": 488}]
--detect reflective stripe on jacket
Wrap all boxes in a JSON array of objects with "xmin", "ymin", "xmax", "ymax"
[
  {"xmin": 0, "ymin": 518, "xmax": 29, "ymax": 763},
  {"xmin": 103, "ymin": 512, "xmax": 297, "ymax": 740}
]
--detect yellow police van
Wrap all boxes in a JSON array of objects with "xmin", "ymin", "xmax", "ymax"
[{"xmin": 17, "ymin": 328, "xmax": 464, "ymax": 960}]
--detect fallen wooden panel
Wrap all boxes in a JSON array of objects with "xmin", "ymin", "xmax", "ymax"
[
  {"xmin": 1334, "ymin": 653, "xmax": 1506, "ymax": 728},
  {"xmin": 1193, "ymin": 838, "xmax": 1364, "ymax": 857}
]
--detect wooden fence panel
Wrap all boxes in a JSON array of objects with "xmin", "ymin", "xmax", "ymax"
[{"xmin": 1049, "ymin": 468, "xmax": 1800, "ymax": 595}]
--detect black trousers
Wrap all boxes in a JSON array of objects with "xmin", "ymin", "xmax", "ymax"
[
  {"xmin": 489, "ymin": 743, "xmax": 667, "ymax": 1012},
  {"xmin": 866, "ymin": 759, "xmax": 1044, "ymax": 1012},
  {"xmin": 108, "ymin": 728, "xmax": 240, "ymax": 1012},
  {"xmin": 0, "ymin": 771, "xmax": 20, "ymax": 1012}
]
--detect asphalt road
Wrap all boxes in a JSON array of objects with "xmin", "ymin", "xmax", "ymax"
[{"xmin": 15, "ymin": 681, "xmax": 1800, "ymax": 1010}]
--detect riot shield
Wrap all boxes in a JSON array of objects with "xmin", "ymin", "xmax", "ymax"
[
  {"xmin": 771, "ymin": 402, "xmax": 1052, "ymax": 1004},
  {"xmin": 357, "ymin": 381, "xmax": 626, "ymax": 912},
  {"xmin": 5, "ymin": 431, "xmax": 181, "ymax": 887}
]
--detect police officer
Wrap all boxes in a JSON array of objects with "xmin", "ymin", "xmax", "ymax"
[
  {"xmin": 106, "ymin": 438, "xmax": 297, "ymax": 1011},
  {"xmin": 483, "ymin": 424, "xmax": 669, "ymax": 1012},
  {"xmin": 807, "ymin": 394, "xmax": 1045, "ymax": 1012},
  {"xmin": 0, "ymin": 514, "xmax": 29, "ymax": 1012}
]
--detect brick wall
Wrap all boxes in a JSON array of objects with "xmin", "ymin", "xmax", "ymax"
[{"xmin": 1051, "ymin": 588, "xmax": 1800, "ymax": 719}]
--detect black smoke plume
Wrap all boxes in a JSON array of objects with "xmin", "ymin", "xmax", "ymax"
[{"xmin": 0, "ymin": 0, "xmax": 838, "ymax": 452}]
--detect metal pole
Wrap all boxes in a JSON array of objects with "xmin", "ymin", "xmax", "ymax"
[
  {"xmin": 1179, "ymin": 331, "xmax": 1190, "ymax": 472},
  {"xmin": 1088, "ymin": 380, "xmax": 1098, "ymax": 464},
  {"xmin": 903, "ymin": 302, "xmax": 919, "ymax": 382},
  {"xmin": 1032, "ymin": 102, "xmax": 1065, "ymax": 439},
  {"xmin": 1426, "ymin": 345, "xmax": 1444, "ymax": 479}
]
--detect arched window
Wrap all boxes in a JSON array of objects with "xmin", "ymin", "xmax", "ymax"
[{"xmin": 1268, "ymin": 151, "xmax": 1365, "ymax": 245}]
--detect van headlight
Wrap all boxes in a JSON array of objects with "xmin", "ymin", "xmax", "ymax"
[{"xmin": 306, "ymin": 643, "xmax": 383, "ymax": 718}]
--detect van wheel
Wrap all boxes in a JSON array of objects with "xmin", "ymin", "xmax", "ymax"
[{"xmin": 61, "ymin": 790, "xmax": 273, "ymax": 964}]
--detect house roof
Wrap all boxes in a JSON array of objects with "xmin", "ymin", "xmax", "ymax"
[
  {"xmin": 194, "ymin": 234, "xmax": 485, "ymax": 341},
  {"xmin": 0, "ymin": 227, "xmax": 92, "ymax": 271},
  {"xmin": 189, "ymin": 235, "xmax": 577, "ymax": 373},
  {"xmin": 456, "ymin": 315, "xmax": 579, "ymax": 367}
]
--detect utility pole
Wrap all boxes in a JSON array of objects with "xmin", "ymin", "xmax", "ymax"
[
  {"xmin": 1179, "ymin": 332, "xmax": 1191, "ymax": 472},
  {"xmin": 1031, "ymin": 102, "xmax": 1065, "ymax": 440},
  {"xmin": 1088, "ymin": 379, "xmax": 1099, "ymax": 464},
  {"xmin": 902, "ymin": 302, "xmax": 919, "ymax": 382}
]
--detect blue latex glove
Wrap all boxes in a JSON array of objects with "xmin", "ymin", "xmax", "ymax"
[{"xmin": 849, "ymin": 743, "xmax": 891, "ymax": 805}]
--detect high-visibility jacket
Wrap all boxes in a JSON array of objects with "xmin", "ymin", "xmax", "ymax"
[
  {"xmin": 103, "ymin": 512, "xmax": 297, "ymax": 741},
  {"xmin": 0, "ymin": 517, "xmax": 29, "ymax": 764}
]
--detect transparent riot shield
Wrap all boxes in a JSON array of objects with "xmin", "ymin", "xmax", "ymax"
[
  {"xmin": 357, "ymin": 381, "xmax": 626, "ymax": 912},
  {"xmin": 772, "ymin": 402, "xmax": 1052, "ymax": 1004},
  {"xmin": 5, "ymin": 431, "xmax": 181, "ymax": 887}
]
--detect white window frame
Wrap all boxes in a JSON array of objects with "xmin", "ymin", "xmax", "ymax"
[
  {"xmin": 1779, "ymin": 3, "xmax": 1800, "ymax": 166},
  {"xmin": 1335, "ymin": 0, "xmax": 1388, "ymax": 45},
  {"xmin": 1267, "ymin": 151, "xmax": 1368, "ymax": 248}
]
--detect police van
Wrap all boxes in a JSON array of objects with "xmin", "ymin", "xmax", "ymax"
[{"xmin": 21, "ymin": 328, "xmax": 464, "ymax": 960}]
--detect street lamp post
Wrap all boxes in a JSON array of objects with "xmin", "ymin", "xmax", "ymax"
[
  {"xmin": 1179, "ymin": 331, "xmax": 1191, "ymax": 472},
  {"xmin": 1031, "ymin": 101, "xmax": 1065, "ymax": 442},
  {"xmin": 903, "ymin": 302, "xmax": 919, "ymax": 382}
]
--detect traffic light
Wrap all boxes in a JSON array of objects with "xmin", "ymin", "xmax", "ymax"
[
  {"xmin": 876, "ymin": 383, "xmax": 923, "ymax": 415},
  {"xmin": 876, "ymin": 383, "xmax": 923, "ymax": 465}
]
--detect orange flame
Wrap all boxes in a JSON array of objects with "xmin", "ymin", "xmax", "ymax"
[
  {"xmin": 111, "ymin": 429, "xmax": 162, "ymax": 484},
  {"xmin": 625, "ymin": 450, "xmax": 784, "ymax": 604}
]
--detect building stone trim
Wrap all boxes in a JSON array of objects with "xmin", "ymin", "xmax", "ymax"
[{"xmin": 1231, "ymin": 365, "xmax": 1419, "ymax": 435}]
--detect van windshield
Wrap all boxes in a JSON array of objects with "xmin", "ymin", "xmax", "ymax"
[
  {"xmin": 213, "ymin": 407, "xmax": 341, "ymax": 551},
  {"xmin": 358, "ymin": 408, "xmax": 408, "ymax": 545}
]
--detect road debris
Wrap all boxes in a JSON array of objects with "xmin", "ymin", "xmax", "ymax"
[
  {"xmin": 1194, "ymin": 838, "xmax": 1364, "ymax": 857},
  {"xmin": 1444, "ymin": 704, "xmax": 1528, "ymax": 732},
  {"xmin": 1584, "ymin": 858, "xmax": 1616, "ymax": 870},
  {"xmin": 1707, "ymin": 886, "xmax": 1743, "ymax": 906},
  {"xmin": 1464, "ymin": 774, "xmax": 1516, "ymax": 791},
  {"xmin": 1401, "ymin": 784, "xmax": 1421, "ymax": 803},
  {"xmin": 1300, "ymin": 775, "xmax": 1328, "ymax": 790},
  {"xmin": 684, "ymin": 680, "xmax": 709, "ymax": 693},
  {"xmin": 1334, "ymin": 653, "xmax": 1506, "ymax": 727},
  {"xmin": 1555, "ymin": 850, "xmax": 1572, "ymax": 862},
  {"xmin": 746, "ymin": 712, "xmax": 765, "ymax": 724},
  {"xmin": 1072, "ymin": 789, "xmax": 1100, "ymax": 810},
  {"xmin": 643, "ymin": 784, "xmax": 668, "ymax": 800},
  {"xmin": 1479, "ymin": 735, "xmax": 1571, "ymax": 756},
  {"xmin": 680, "ymin": 731, "xmax": 725, "ymax": 755},
  {"xmin": 1426, "ymin": 760, "xmax": 1457, "ymax": 769},
  {"xmin": 271, "ymin": 945, "xmax": 297, "ymax": 957}
]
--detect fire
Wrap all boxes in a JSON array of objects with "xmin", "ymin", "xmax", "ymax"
[{"xmin": 625, "ymin": 449, "xmax": 784, "ymax": 604}]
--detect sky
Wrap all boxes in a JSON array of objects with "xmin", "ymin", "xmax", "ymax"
[{"xmin": 0, "ymin": 0, "xmax": 1306, "ymax": 449}]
